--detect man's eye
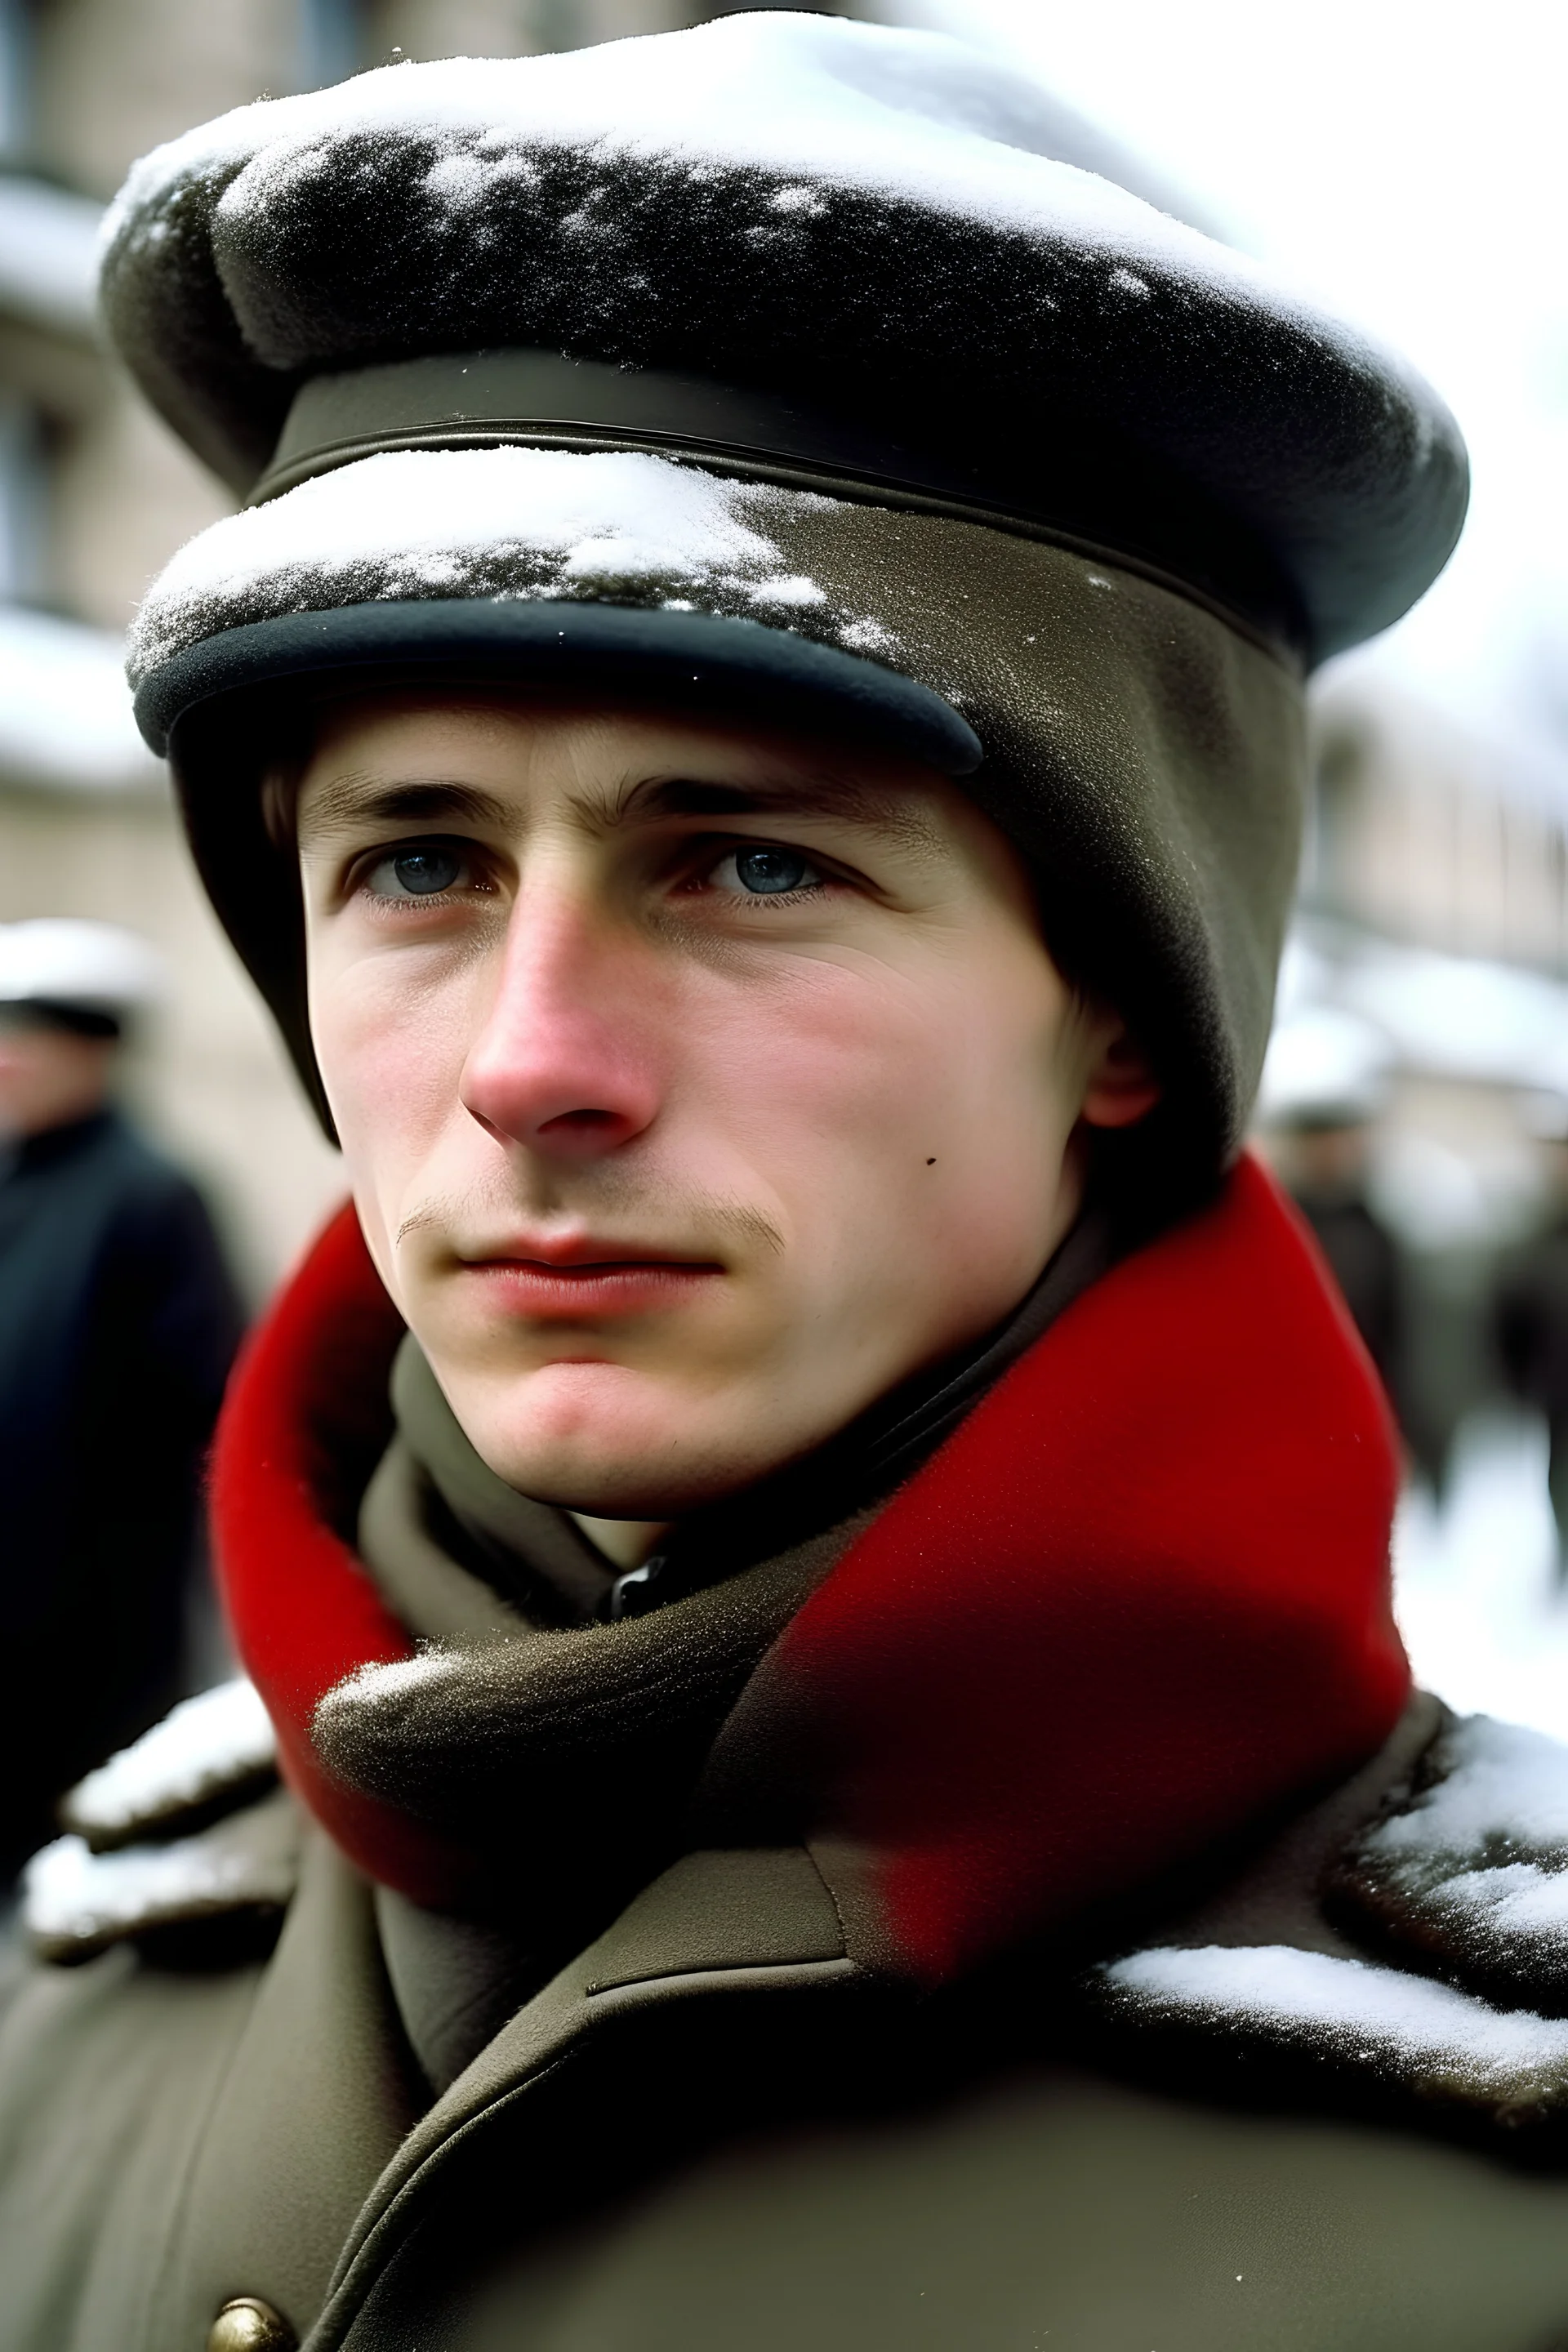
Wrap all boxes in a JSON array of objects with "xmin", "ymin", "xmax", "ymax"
[
  {"xmin": 365, "ymin": 846, "xmax": 467, "ymax": 898},
  {"xmin": 716, "ymin": 845, "xmax": 822, "ymax": 897}
]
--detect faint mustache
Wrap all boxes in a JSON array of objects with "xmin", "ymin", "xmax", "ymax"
[{"xmin": 394, "ymin": 1169, "xmax": 785, "ymax": 1258}]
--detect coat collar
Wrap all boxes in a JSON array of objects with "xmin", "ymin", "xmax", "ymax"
[{"xmin": 209, "ymin": 1155, "xmax": 1410, "ymax": 1986}]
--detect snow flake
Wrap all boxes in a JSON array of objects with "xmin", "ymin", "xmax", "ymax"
[
  {"xmin": 770, "ymin": 184, "xmax": 826, "ymax": 217},
  {"xmin": 421, "ymin": 151, "xmax": 488, "ymax": 207},
  {"xmin": 839, "ymin": 615, "xmax": 899, "ymax": 654}
]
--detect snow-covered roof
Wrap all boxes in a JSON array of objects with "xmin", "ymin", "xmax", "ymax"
[
  {"xmin": 1316, "ymin": 664, "xmax": 1568, "ymax": 829},
  {"xmin": 0, "ymin": 604, "xmax": 162, "ymax": 794},
  {"xmin": 0, "ymin": 174, "xmax": 102, "ymax": 340},
  {"xmin": 1257, "ymin": 1006, "xmax": 1392, "ymax": 1125}
]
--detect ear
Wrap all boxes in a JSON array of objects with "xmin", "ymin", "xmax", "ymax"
[{"xmin": 1080, "ymin": 1021, "xmax": 1161, "ymax": 1131}]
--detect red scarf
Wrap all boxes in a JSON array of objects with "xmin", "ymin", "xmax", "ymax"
[{"xmin": 210, "ymin": 1156, "xmax": 1409, "ymax": 1984}]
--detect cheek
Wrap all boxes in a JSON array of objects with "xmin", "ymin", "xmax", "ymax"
[
  {"xmin": 309, "ymin": 955, "xmax": 483, "ymax": 1218},
  {"xmin": 692, "ymin": 946, "xmax": 1074, "ymax": 1250}
]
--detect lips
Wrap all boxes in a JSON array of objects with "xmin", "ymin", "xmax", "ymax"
[{"xmin": 455, "ymin": 1236, "xmax": 724, "ymax": 1321}]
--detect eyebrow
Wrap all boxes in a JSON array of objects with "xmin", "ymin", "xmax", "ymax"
[
  {"xmin": 604, "ymin": 769, "xmax": 944, "ymax": 853},
  {"xmin": 296, "ymin": 774, "xmax": 515, "ymax": 845},
  {"xmin": 296, "ymin": 764, "xmax": 942, "ymax": 853}
]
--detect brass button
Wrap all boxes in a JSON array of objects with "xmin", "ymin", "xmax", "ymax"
[{"xmin": 207, "ymin": 2298, "xmax": 296, "ymax": 2352}]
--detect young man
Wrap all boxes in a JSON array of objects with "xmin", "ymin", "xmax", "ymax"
[{"xmin": 6, "ymin": 17, "xmax": 1564, "ymax": 2352}]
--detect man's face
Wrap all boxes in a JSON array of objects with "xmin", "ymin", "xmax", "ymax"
[
  {"xmin": 0, "ymin": 1017, "xmax": 114, "ymax": 1140},
  {"xmin": 297, "ymin": 696, "xmax": 1146, "ymax": 1519}
]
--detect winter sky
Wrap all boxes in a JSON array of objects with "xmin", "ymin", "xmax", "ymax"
[{"xmin": 898, "ymin": 0, "xmax": 1568, "ymax": 790}]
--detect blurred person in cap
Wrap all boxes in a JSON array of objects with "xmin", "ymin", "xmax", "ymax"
[
  {"xmin": 1258, "ymin": 1009, "xmax": 1411, "ymax": 1439},
  {"xmin": 1494, "ymin": 1094, "xmax": 1568, "ymax": 1579},
  {"xmin": 0, "ymin": 918, "xmax": 243, "ymax": 1884},
  {"xmin": 10, "ymin": 20, "xmax": 1568, "ymax": 2352}
]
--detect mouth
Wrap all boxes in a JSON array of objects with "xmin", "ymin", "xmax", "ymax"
[{"xmin": 452, "ymin": 1235, "xmax": 726, "ymax": 1321}]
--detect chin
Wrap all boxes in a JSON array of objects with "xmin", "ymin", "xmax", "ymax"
[{"xmin": 452, "ymin": 1356, "xmax": 748, "ymax": 1517}]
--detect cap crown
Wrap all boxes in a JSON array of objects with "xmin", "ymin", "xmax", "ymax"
[{"xmin": 101, "ymin": 11, "xmax": 1465, "ymax": 665}]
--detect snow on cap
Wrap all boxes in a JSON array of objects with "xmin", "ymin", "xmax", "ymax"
[
  {"xmin": 100, "ymin": 11, "xmax": 1466, "ymax": 671},
  {"xmin": 0, "ymin": 919, "xmax": 163, "ymax": 1029}
]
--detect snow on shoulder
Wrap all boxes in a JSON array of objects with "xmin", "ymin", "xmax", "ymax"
[
  {"xmin": 60, "ymin": 1677, "xmax": 277, "ymax": 1851},
  {"xmin": 1334, "ymin": 1714, "xmax": 1568, "ymax": 1998},
  {"xmin": 26, "ymin": 1679, "xmax": 289, "ymax": 1963},
  {"xmin": 1103, "ymin": 1944, "xmax": 1568, "ymax": 2117},
  {"xmin": 24, "ymin": 1793, "xmax": 298, "ymax": 1964},
  {"xmin": 1101, "ymin": 1713, "xmax": 1568, "ymax": 2127}
]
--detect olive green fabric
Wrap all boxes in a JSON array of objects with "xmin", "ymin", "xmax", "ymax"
[
  {"xmin": 733, "ymin": 501, "xmax": 1308, "ymax": 1175},
  {"xmin": 453, "ymin": 2065, "xmax": 1568, "ymax": 2352},
  {"xmin": 10, "ymin": 1721, "xmax": 1568, "ymax": 2352},
  {"xmin": 0, "ymin": 1829, "xmax": 416, "ymax": 2351},
  {"xmin": 171, "ymin": 501, "xmax": 1304, "ymax": 1176},
  {"xmin": 378, "ymin": 1339, "xmax": 619, "ymax": 1624},
  {"xmin": 339, "ymin": 1354, "xmax": 868, "ymax": 1956},
  {"xmin": 357, "ymin": 1432, "xmax": 537, "ymax": 1644}
]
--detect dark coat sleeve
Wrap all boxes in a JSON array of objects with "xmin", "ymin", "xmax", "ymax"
[{"xmin": 102, "ymin": 1166, "xmax": 247, "ymax": 1456}]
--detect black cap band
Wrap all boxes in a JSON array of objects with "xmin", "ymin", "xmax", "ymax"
[{"xmin": 252, "ymin": 348, "xmax": 1306, "ymax": 660}]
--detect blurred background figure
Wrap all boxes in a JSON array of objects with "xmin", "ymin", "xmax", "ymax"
[
  {"xmin": 1259, "ymin": 1009, "xmax": 1408, "ymax": 1435},
  {"xmin": 1494, "ymin": 1098, "xmax": 1568, "ymax": 1583},
  {"xmin": 0, "ymin": 919, "xmax": 242, "ymax": 1886}
]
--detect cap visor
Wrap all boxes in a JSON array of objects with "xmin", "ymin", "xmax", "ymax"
[{"xmin": 136, "ymin": 598, "xmax": 983, "ymax": 777}]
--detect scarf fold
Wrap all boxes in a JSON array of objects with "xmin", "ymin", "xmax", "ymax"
[{"xmin": 209, "ymin": 1156, "xmax": 1410, "ymax": 1986}]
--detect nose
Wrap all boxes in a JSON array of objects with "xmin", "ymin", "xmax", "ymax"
[{"xmin": 460, "ymin": 891, "xmax": 663, "ymax": 1160}]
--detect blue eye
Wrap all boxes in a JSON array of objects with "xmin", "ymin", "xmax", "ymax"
[
  {"xmin": 732, "ymin": 846, "xmax": 815, "ymax": 895},
  {"xmin": 387, "ymin": 848, "xmax": 461, "ymax": 896}
]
